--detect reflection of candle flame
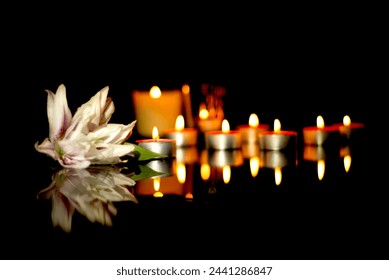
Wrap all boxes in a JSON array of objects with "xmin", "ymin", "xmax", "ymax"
[
  {"xmin": 274, "ymin": 119, "xmax": 281, "ymax": 133},
  {"xmin": 275, "ymin": 167, "xmax": 282, "ymax": 185},
  {"xmin": 175, "ymin": 115, "xmax": 185, "ymax": 131},
  {"xmin": 343, "ymin": 115, "xmax": 351, "ymax": 127},
  {"xmin": 250, "ymin": 156, "xmax": 260, "ymax": 178},
  {"xmin": 249, "ymin": 113, "xmax": 259, "ymax": 128},
  {"xmin": 153, "ymin": 177, "xmax": 161, "ymax": 191},
  {"xmin": 200, "ymin": 163, "xmax": 211, "ymax": 181},
  {"xmin": 149, "ymin": 86, "xmax": 162, "ymax": 98},
  {"xmin": 223, "ymin": 165, "xmax": 231, "ymax": 184},
  {"xmin": 317, "ymin": 160, "xmax": 325, "ymax": 180},
  {"xmin": 152, "ymin": 126, "xmax": 159, "ymax": 141},
  {"xmin": 176, "ymin": 162, "xmax": 186, "ymax": 183},
  {"xmin": 344, "ymin": 155, "xmax": 351, "ymax": 172},
  {"xmin": 317, "ymin": 115, "xmax": 325, "ymax": 129},
  {"xmin": 222, "ymin": 119, "xmax": 230, "ymax": 133}
]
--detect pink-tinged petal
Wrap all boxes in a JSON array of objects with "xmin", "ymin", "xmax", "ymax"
[
  {"xmin": 51, "ymin": 190, "xmax": 75, "ymax": 233},
  {"xmin": 91, "ymin": 143, "xmax": 135, "ymax": 164},
  {"xmin": 89, "ymin": 120, "xmax": 137, "ymax": 144},
  {"xmin": 46, "ymin": 84, "xmax": 72, "ymax": 142},
  {"xmin": 34, "ymin": 138, "xmax": 58, "ymax": 160},
  {"xmin": 56, "ymin": 138, "xmax": 92, "ymax": 169}
]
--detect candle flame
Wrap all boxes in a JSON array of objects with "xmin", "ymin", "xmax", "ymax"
[
  {"xmin": 182, "ymin": 84, "xmax": 190, "ymax": 94},
  {"xmin": 222, "ymin": 119, "xmax": 230, "ymax": 133},
  {"xmin": 149, "ymin": 86, "xmax": 162, "ymax": 99},
  {"xmin": 199, "ymin": 108, "xmax": 209, "ymax": 120},
  {"xmin": 152, "ymin": 126, "xmax": 159, "ymax": 141},
  {"xmin": 175, "ymin": 115, "xmax": 185, "ymax": 131},
  {"xmin": 275, "ymin": 167, "xmax": 282, "ymax": 185},
  {"xmin": 153, "ymin": 177, "xmax": 161, "ymax": 191},
  {"xmin": 274, "ymin": 119, "xmax": 281, "ymax": 133},
  {"xmin": 176, "ymin": 162, "xmax": 186, "ymax": 184},
  {"xmin": 316, "ymin": 115, "xmax": 325, "ymax": 129},
  {"xmin": 248, "ymin": 113, "xmax": 259, "ymax": 128},
  {"xmin": 343, "ymin": 115, "xmax": 351, "ymax": 127},
  {"xmin": 317, "ymin": 159, "xmax": 325, "ymax": 180},
  {"xmin": 223, "ymin": 165, "xmax": 231, "ymax": 184}
]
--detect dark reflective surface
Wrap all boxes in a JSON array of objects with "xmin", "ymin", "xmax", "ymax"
[{"xmin": 4, "ymin": 126, "xmax": 386, "ymax": 260}]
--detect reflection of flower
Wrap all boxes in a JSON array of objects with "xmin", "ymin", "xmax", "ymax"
[
  {"xmin": 38, "ymin": 166, "xmax": 138, "ymax": 233},
  {"xmin": 35, "ymin": 84, "xmax": 137, "ymax": 169}
]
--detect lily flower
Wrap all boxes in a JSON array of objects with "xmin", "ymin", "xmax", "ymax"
[
  {"xmin": 35, "ymin": 84, "xmax": 137, "ymax": 168},
  {"xmin": 38, "ymin": 166, "xmax": 138, "ymax": 232}
]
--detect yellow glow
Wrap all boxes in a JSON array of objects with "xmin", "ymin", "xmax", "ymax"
[
  {"xmin": 222, "ymin": 119, "xmax": 230, "ymax": 133},
  {"xmin": 250, "ymin": 156, "xmax": 260, "ymax": 178},
  {"xmin": 275, "ymin": 167, "xmax": 282, "ymax": 185},
  {"xmin": 223, "ymin": 165, "xmax": 231, "ymax": 184},
  {"xmin": 176, "ymin": 162, "xmax": 186, "ymax": 184},
  {"xmin": 343, "ymin": 115, "xmax": 351, "ymax": 127},
  {"xmin": 152, "ymin": 126, "xmax": 159, "ymax": 141},
  {"xmin": 200, "ymin": 163, "xmax": 211, "ymax": 180},
  {"xmin": 175, "ymin": 115, "xmax": 185, "ymax": 131},
  {"xmin": 317, "ymin": 160, "xmax": 325, "ymax": 180},
  {"xmin": 182, "ymin": 84, "xmax": 190, "ymax": 94},
  {"xmin": 153, "ymin": 177, "xmax": 161, "ymax": 191},
  {"xmin": 199, "ymin": 108, "xmax": 209, "ymax": 120},
  {"xmin": 344, "ymin": 155, "xmax": 351, "ymax": 172},
  {"xmin": 185, "ymin": 193, "xmax": 193, "ymax": 200},
  {"xmin": 248, "ymin": 113, "xmax": 259, "ymax": 128},
  {"xmin": 274, "ymin": 119, "xmax": 281, "ymax": 133},
  {"xmin": 153, "ymin": 192, "xmax": 163, "ymax": 198},
  {"xmin": 316, "ymin": 115, "xmax": 325, "ymax": 129},
  {"xmin": 149, "ymin": 86, "xmax": 162, "ymax": 98}
]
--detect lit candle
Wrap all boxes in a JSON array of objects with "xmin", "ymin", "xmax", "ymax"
[
  {"xmin": 164, "ymin": 115, "xmax": 198, "ymax": 147},
  {"xmin": 331, "ymin": 115, "xmax": 365, "ymax": 139},
  {"xmin": 181, "ymin": 84, "xmax": 195, "ymax": 128},
  {"xmin": 205, "ymin": 119, "xmax": 242, "ymax": 150},
  {"xmin": 131, "ymin": 86, "xmax": 183, "ymax": 137},
  {"xmin": 136, "ymin": 126, "xmax": 176, "ymax": 157},
  {"xmin": 259, "ymin": 119, "xmax": 297, "ymax": 150},
  {"xmin": 237, "ymin": 113, "xmax": 270, "ymax": 143},
  {"xmin": 303, "ymin": 115, "xmax": 337, "ymax": 146},
  {"xmin": 196, "ymin": 103, "xmax": 223, "ymax": 133}
]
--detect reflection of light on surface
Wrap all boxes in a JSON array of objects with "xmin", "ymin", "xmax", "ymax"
[
  {"xmin": 221, "ymin": 119, "xmax": 230, "ymax": 133},
  {"xmin": 250, "ymin": 156, "xmax": 260, "ymax": 178},
  {"xmin": 176, "ymin": 162, "xmax": 186, "ymax": 184},
  {"xmin": 317, "ymin": 115, "xmax": 325, "ymax": 129},
  {"xmin": 200, "ymin": 163, "xmax": 211, "ymax": 181},
  {"xmin": 344, "ymin": 155, "xmax": 351, "ymax": 172},
  {"xmin": 185, "ymin": 193, "xmax": 193, "ymax": 200},
  {"xmin": 152, "ymin": 126, "xmax": 159, "ymax": 141},
  {"xmin": 275, "ymin": 167, "xmax": 282, "ymax": 185},
  {"xmin": 317, "ymin": 160, "xmax": 325, "ymax": 180},
  {"xmin": 274, "ymin": 119, "xmax": 281, "ymax": 133},
  {"xmin": 343, "ymin": 115, "xmax": 351, "ymax": 126},
  {"xmin": 149, "ymin": 85, "xmax": 162, "ymax": 98},
  {"xmin": 249, "ymin": 113, "xmax": 259, "ymax": 127},
  {"xmin": 223, "ymin": 165, "xmax": 231, "ymax": 184}
]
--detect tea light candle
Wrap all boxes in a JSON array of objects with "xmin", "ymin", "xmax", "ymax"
[
  {"xmin": 164, "ymin": 115, "xmax": 198, "ymax": 147},
  {"xmin": 303, "ymin": 115, "xmax": 337, "ymax": 146},
  {"xmin": 136, "ymin": 126, "xmax": 176, "ymax": 157},
  {"xmin": 132, "ymin": 86, "xmax": 183, "ymax": 137},
  {"xmin": 259, "ymin": 119, "xmax": 297, "ymax": 150},
  {"xmin": 237, "ymin": 113, "xmax": 269, "ymax": 143},
  {"xmin": 331, "ymin": 115, "xmax": 365, "ymax": 139},
  {"xmin": 196, "ymin": 103, "xmax": 223, "ymax": 133},
  {"xmin": 205, "ymin": 119, "xmax": 242, "ymax": 150}
]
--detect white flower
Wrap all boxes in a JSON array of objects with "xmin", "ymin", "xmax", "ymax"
[
  {"xmin": 35, "ymin": 84, "xmax": 137, "ymax": 168},
  {"xmin": 38, "ymin": 167, "xmax": 138, "ymax": 232}
]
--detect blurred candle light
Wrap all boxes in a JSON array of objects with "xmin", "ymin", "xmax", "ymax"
[
  {"xmin": 332, "ymin": 115, "xmax": 365, "ymax": 139},
  {"xmin": 303, "ymin": 115, "xmax": 337, "ymax": 146},
  {"xmin": 181, "ymin": 84, "xmax": 195, "ymax": 128},
  {"xmin": 205, "ymin": 119, "xmax": 242, "ymax": 150},
  {"xmin": 136, "ymin": 126, "xmax": 176, "ymax": 157},
  {"xmin": 340, "ymin": 145, "xmax": 352, "ymax": 173},
  {"xmin": 317, "ymin": 159, "xmax": 325, "ymax": 180},
  {"xmin": 196, "ymin": 103, "xmax": 223, "ymax": 133},
  {"xmin": 275, "ymin": 167, "xmax": 282, "ymax": 186},
  {"xmin": 164, "ymin": 115, "xmax": 198, "ymax": 146},
  {"xmin": 237, "ymin": 113, "xmax": 269, "ymax": 143},
  {"xmin": 223, "ymin": 166, "xmax": 231, "ymax": 184},
  {"xmin": 132, "ymin": 86, "xmax": 183, "ymax": 137},
  {"xmin": 259, "ymin": 119, "xmax": 297, "ymax": 150}
]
